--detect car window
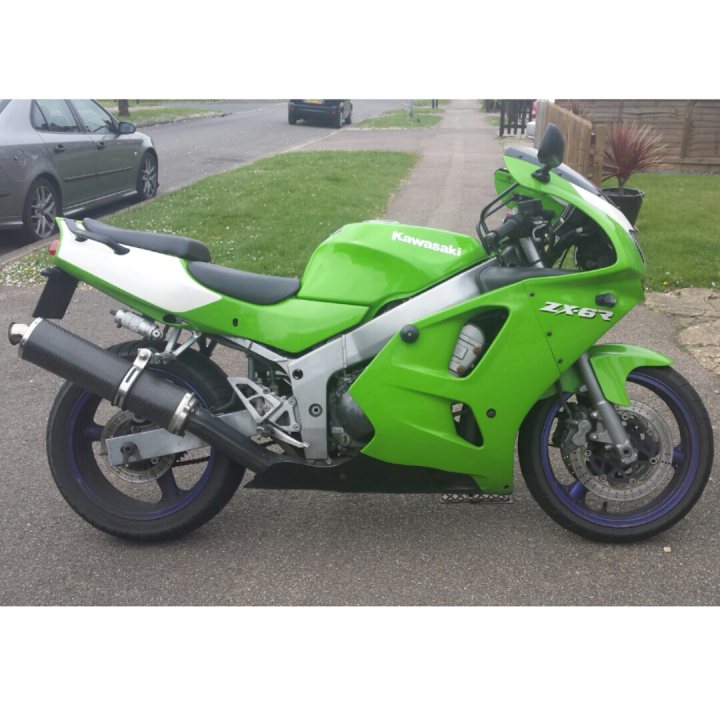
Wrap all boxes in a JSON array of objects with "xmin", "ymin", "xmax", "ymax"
[
  {"xmin": 0, "ymin": 100, "xmax": 9, "ymax": 115},
  {"xmin": 32, "ymin": 100, "xmax": 79, "ymax": 133},
  {"xmin": 71, "ymin": 100, "xmax": 117, "ymax": 134}
]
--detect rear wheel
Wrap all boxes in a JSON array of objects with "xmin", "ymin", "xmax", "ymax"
[
  {"xmin": 136, "ymin": 152, "xmax": 158, "ymax": 200},
  {"xmin": 23, "ymin": 177, "xmax": 59, "ymax": 241},
  {"xmin": 519, "ymin": 366, "xmax": 713, "ymax": 542},
  {"xmin": 46, "ymin": 342, "xmax": 244, "ymax": 541},
  {"xmin": 288, "ymin": 110, "xmax": 297, "ymax": 125}
]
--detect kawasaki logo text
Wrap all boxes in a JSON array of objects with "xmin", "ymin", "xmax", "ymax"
[{"xmin": 391, "ymin": 231, "xmax": 462, "ymax": 257}]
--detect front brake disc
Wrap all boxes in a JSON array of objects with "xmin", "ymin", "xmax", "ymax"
[{"xmin": 565, "ymin": 400, "xmax": 674, "ymax": 501}]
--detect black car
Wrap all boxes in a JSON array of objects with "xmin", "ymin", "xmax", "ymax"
[{"xmin": 288, "ymin": 100, "xmax": 353, "ymax": 128}]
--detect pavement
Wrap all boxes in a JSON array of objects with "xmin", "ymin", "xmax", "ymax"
[{"xmin": 1, "ymin": 100, "xmax": 719, "ymax": 605}]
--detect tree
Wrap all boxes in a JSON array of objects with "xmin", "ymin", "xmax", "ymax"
[{"xmin": 117, "ymin": 100, "xmax": 130, "ymax": 117}]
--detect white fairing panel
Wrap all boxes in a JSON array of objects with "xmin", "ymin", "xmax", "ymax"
[
  {"xmin": 57, "ymin": 220, "xmax": 221, "ymax": 313},
  {"xmin": 574, "ymin": 185, "xmax": 635, "ymax": 234}
]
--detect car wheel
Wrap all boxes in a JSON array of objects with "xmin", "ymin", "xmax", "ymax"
[
  {"xmin": 334, "ymin": 106, "xmax": 344, "ymax": 129},
  {"xmin": 288, "ymin": 111, "xmax": 297, "ymax": 125},
  {"xmin": 136, "ymin": 152, "xmax": 158, "ymax": 201},
  {"xmin": 23, "ymin": 178, "xmax": 60, "ymax": 242}
]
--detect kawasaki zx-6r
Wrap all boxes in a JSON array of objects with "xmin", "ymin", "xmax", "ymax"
[{"xmin": 8, "ymin": 124, "xmax": 714, "ymax": 542}]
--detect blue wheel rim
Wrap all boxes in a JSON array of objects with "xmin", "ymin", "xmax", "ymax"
[
  {"xmin": 540, "ymin": 371, "xmax": 699, "ymax": 528},
  {"xmin": 66, "ymin": 369, "xmax": 215, "ymax": 521}
]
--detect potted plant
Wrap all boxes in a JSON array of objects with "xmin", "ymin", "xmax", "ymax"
[{"xmin": 602, "ymin": 120, "xmax": 666, "ymax": 225}]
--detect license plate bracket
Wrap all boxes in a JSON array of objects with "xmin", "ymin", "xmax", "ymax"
[{"xmin": 33, "ymin": 268, "xmax": 79, "ymax": 319}]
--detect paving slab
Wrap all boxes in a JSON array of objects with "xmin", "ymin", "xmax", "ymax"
[{"xmin": 304, "ymin": 99, "xmax": 503, "ymax": 238}]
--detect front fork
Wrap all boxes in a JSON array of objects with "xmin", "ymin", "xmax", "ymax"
[{"xmin": 573, "ymin": 352, "xmax": 638, "ymax": 466}]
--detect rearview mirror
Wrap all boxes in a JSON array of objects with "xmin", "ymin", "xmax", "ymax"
[
  {"xmin": 537, "ymin": 123, "xmax": 564, "ymax": 168},
  {"xmin": 532, "ymin": 123, "xmax": 565, "ymax": 182}
]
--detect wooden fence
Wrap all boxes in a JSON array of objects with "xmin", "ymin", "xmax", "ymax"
[
  {"xmin": 555, "ymin": 99, "xmax": 720, "ymax": 172},
  {"xmin": 534, "ymin": 101, "xmax": 607, "ymax": 185}
]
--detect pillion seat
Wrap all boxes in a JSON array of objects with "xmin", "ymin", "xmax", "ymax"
[
  {"xmin": 80, "ymin": 218, "xmax": 212, "ymax": 262},
  {"xmin": 76, "ymin": 218, "xmax": 300, "ymax": 306}
]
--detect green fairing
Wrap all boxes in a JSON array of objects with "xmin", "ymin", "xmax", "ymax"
[
  {"xmin": 299, "ymin": 221, "xmax": 487, "ymax": 312},
  {"xmin": 183, "ymin": 221, "xmax": 487, "ymax": 352},
  {"xmin": 349, "ymin": 156, "xmax": 649, "ymax": 492}
]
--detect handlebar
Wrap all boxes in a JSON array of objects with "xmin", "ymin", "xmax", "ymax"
[
  {"xmin": 480, "ymin": 199, "xmax": 556, "ymax": 261},
  {"xmin": 483, "ymin": 216, "xmax": 523, "ymax": 248}
]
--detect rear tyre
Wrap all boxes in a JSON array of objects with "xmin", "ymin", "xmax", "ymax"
[
  {"xmin": 23, "ymin": 177, "xmax": 59, "ymax": 241},
  {"xmin": 519, "ymin": 366, "xmax": 713, "ymax": 542},
  {"xmin": 136, "ymin": 152, "xmax": 158, "ymax": 200},
  {"xmin": 46, "ymin": 342, "xmax": 244, "ymax": 541},
  {"xmin": 288, "ymin": 111, "xmax": 297, "ymax": 125}
]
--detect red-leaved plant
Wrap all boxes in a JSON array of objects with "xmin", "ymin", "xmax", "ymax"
[{"xmin": 603, "ymin": 120, "xmax": 667, "ymax": 187}]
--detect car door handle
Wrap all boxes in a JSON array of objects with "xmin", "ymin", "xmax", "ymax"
[
  {"xmin": 54, "ymin": 144, "xmax": 65, "ymax": 153},
  {"xmin": 96, "ymin": 141, "xmax": 106, "ymax": 150}
]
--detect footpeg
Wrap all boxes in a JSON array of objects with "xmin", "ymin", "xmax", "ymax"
[{"xmin": 440, "ymin": 492, "xmax": 513, "ymax": 504}]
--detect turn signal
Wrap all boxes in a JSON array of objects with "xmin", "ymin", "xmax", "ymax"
[{"xmin": 48, "ymin": 238, "xmax": 58, "ymax": 255}]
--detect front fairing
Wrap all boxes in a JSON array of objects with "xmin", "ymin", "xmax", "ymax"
[{"xmin": 493, "ymin": 146, "xmax": 646, "ymax": 279}]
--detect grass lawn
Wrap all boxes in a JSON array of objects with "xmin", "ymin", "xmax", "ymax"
[
  {"xmin": 622, "ymin": 173, "xmax": 720, "ymax": 290},
  {"xmin": 103, "ymin": 151, "xmax": 417, "ymax": 277},
  {"xmin": 100, "ymin": 104, "xmax": 224, "ymax": 127},
  {"xmin": 358, "ymin": 102, "xmax": 445, "ymax": 129},
  {"xmin": 1, "ymin": 150, "xmax": 418, "ymax": 285}
]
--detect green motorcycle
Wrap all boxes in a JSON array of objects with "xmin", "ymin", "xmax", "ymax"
[{"xmin": 8, "ymin": 124, "xmax": 714, "ymax": 542}]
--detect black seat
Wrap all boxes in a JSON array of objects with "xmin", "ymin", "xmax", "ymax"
[
  {"xmin": 187, "ymin": 261, "xmax": 300, "ymax": 306},
  {"xmin": 80, "ymin": 218, "xmax": 212, "ymax": 262}
]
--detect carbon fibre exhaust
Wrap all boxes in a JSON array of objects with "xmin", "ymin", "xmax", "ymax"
[{"xmin": 8, "ymin": 319, "xmax": 295, "ymax": 474}]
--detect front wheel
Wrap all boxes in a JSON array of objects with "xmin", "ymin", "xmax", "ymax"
[
  {"xmin": 46, "ymin": 342, "xmax": 244, "ymax": 541},
  {"xmin": 519, "ymin": 366, "xmax": 713, "ymax": 542}
]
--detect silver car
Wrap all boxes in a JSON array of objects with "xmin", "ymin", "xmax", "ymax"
[{"xmin": 0, "ymin": 99, "xmax": 158, "ymax": 241}]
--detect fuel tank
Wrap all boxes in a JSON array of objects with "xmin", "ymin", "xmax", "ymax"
[{"xmin": 298, "ymin": 221, "xmax": 487, "ymax": 312}]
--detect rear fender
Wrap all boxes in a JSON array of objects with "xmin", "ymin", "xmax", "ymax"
[{"xmin": 553, "ymin": 344, "xmax": 673, "ymax": 406}]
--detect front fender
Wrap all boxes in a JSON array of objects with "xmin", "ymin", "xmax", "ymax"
[{"xmin": 552, "ymin": 344, "xmax": 673, "ymax": 406}]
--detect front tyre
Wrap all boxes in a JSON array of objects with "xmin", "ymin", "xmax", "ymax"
[
  {"xmin": 519, "ymin": 366, "xmax": 713, "ymax": 542},
  {"xmin": 46, "ymin": 342, "xmax": 244, "ymax": 541}
]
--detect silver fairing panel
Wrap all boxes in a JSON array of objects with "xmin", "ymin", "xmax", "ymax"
[{"xmin": 224, "ymin": 264, "xmax": 482, "ymax": 459}]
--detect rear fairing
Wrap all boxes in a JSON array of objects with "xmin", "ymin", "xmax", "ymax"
[{"xmin": 51, "ymin": 219, "xmax": 369, "ymax": 354}]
